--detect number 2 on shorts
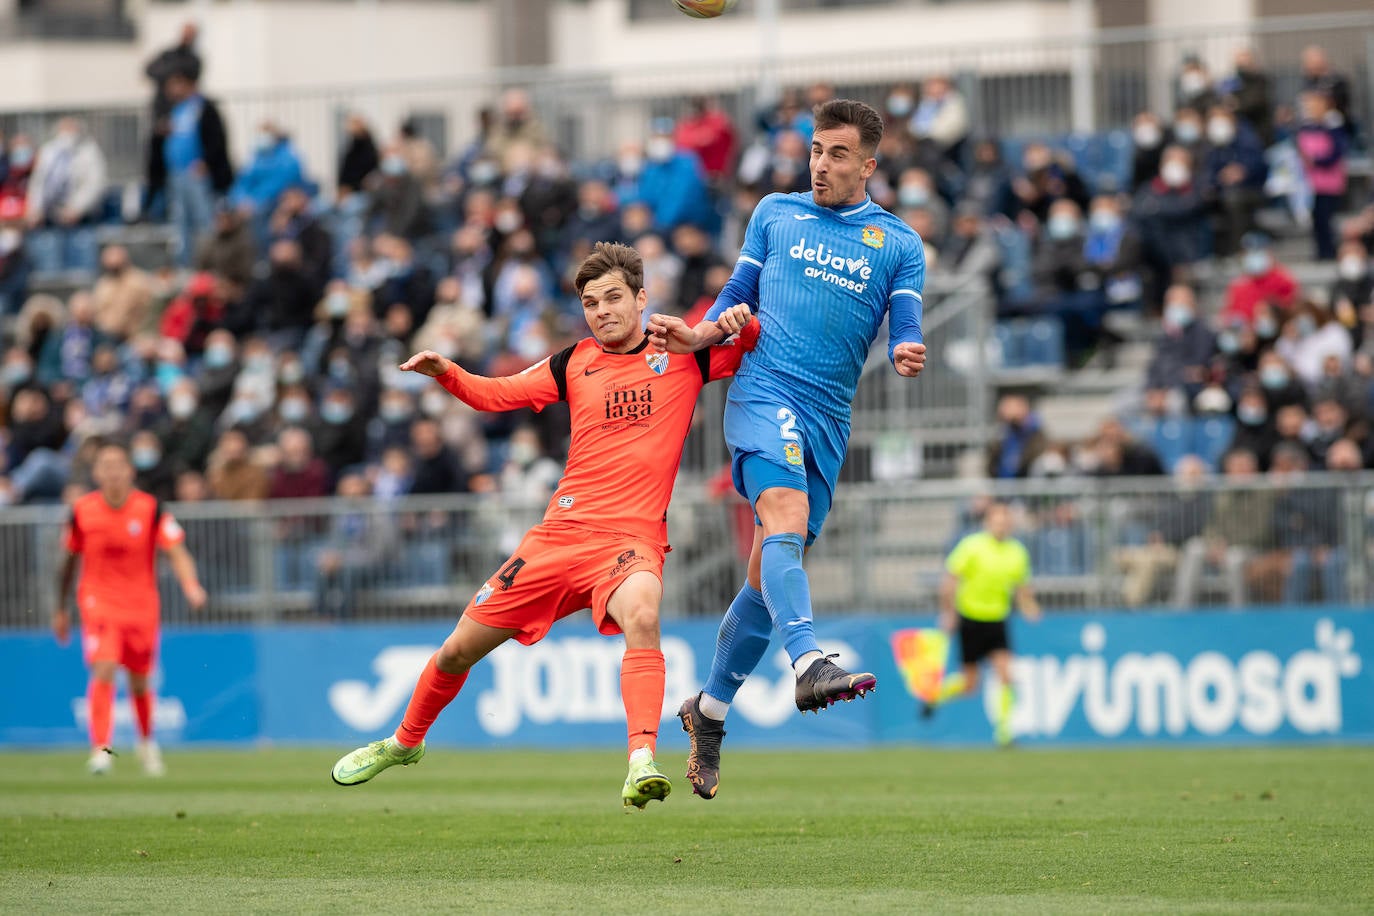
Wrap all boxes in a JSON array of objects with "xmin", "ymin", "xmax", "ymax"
[{"xmin": 776, "ymin": 407, "xmax": 800, "ymax": 442}]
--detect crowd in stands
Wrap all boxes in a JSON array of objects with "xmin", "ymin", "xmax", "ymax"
[{"xmin": 1, "ymin": 23, "xmax": 1372, "ymax": 608}]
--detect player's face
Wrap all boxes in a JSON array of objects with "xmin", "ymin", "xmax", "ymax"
[
  {"xmin": 810, "ymin": 125, "xmax": 877, "ymax": 208},
  {"xmin": 581, "ymin": 272, "xmax": 647, "ymax": 352},
  {"xmin": 985, "ymin": 505, "xmax": 1012, "ymax": 540},
  {"xmin": 93, "ymin": 447, "xmax": 135, "ymax": 500}
]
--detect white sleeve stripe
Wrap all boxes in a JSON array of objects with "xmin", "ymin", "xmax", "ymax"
[
  {"xmin": 737, "ymin": 255, "xmax": 764, "ymax": 269},
  {"xmin": 889, "ymin": 289, "xmax": 923, "ymax": 301}
]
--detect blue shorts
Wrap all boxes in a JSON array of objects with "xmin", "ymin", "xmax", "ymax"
[{"xmin": 723, "ymin": 386, "xmax": 849, "ymax": 543}]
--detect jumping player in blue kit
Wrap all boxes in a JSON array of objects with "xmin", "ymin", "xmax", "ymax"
[{"xmin": 648, "ymin": 99, "xmax": 927, "ymax": 799}]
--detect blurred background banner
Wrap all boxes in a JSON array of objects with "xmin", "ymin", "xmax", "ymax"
[{"xmin": 2, "ymin": 610, "xmax": 1368, "ymax": 748}]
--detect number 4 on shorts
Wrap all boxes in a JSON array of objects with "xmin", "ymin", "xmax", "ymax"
[{"xmin": 496, "ymin": 557, "xmax": 526, "ymax": 590}]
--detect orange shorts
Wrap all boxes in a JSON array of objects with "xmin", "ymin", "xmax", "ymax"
[
  {"xmin": 463, "ymin": 523, "xmax": 665, "ymax": 646},
  {"xmin": 82, "ymin": 616, "xmax": 159, "ymax": 675}
]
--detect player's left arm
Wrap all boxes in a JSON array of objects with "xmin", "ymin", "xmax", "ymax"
[
  {"xmin": 889, "ymin": 232, "xmax": 927, "ymax": 378},
  {"xmin": 158, "ymin": 513, "xmax": 207, "ymax": 610}
]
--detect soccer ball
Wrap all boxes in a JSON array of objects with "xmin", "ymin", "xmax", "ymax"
[{"xmin": 674, "ymin": 0, "xmax": 738, "ymax": 19}]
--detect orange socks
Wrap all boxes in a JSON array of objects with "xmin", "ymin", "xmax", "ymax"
[
  {"xmin": 88, "ymin": 678, "xmax": 114, "ymax": 749},
  {"xmin": 131, "ymin": 691, "xmax": 154, "ymax": 740},
  {"xmin": 621, "ymin": 648, "xmax": 665, "ymax": 757},
  {"xmin": 395, "ymin": 654, "xmax": 468, "ymax": 748}
]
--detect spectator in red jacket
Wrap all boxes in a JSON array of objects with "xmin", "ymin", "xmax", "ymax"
[
  {"xmin": 673, "ymin": 96, "xmax": 737, "ymax": 183},
  {"xmin": 159, "ymin": 272, "xmax": 225, "ymax": 356},
  {"xmin": 1221, "ymin": 233, "xmax": 1299, "ymax": 327}
]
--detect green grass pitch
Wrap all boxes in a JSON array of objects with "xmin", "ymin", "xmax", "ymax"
[{"xmin": 1, "ymin": 746, "xmax": 1370, "ymax": 914}]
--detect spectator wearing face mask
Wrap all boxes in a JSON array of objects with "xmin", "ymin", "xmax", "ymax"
[
  {"xmin": 128, "ymin": 428, "xmax": 176, "ymax": 502},
  {"xmin": 0, "ymin": 224, "xmax": 30, "ymax": 318},
  {"xmin": 1168, "ymin": 108, "xmax": 1208, "ymax": 164},
  {"xmin": 370, "ymin": 233, "xmax": 435, "ymax": 327},
  {"xmin": 1256, "ymin": 351, "xmax": 1309, "ymax": 418},
  {"xmin": 1133, "ymin": 145, "xmax": 1207, "ymax": 289},
  {"xmin": 893, "ymin": 167, "xmax": 948, "ymax": 242},
  {"xmin": 24, "ymin": 118, "xmax": 107, "ymax": 258},
  {"xmin": 195, "ymin": 203, "xmax": 257, "ymax": 290},
  {"xmin": 159, "ymin": 272, "xmax": 225, "ymax": 357},
  {"xmin": 240, "ymin": 239, "xmax": 318, "ymax": 351},
  {"xmin": 196, "ymin": 328, "xmax": 240, "ymax": 419},
  {"xmin": 0, "ymin": 134, "xmax": 36, "ymax": 221},
  {"xmin": 366, "ymin": 144, "xmax": 430, "ymax": 240},
  {"xmin": 229, "ymin": 121, "xmax": 305, "ymax": 224},
  {"xmin": 156, "ymin": 377, "xmax": 215, "ymax": 473},
  {"xmin": 314, "ymin": 387, "xmax": 368, "ymax": 477},
  {"xmin": 1175, "ymin": 57, "xmax": 1218, "ymax": 118},
  {"xmin": 1229, "ymin": 388, "xmax": 1278, "ymax": 469},
  {"xmin": 1146, "ymin": 285, "xmax": 1215, "ymax": 406},
  {"xmin": 1082, "ymin": 194, "xmax": 1144, "ymax": 309},
  {"xmin": 367, "ymin": 388, "xmax": 418, "ymax": 461},
  {"xmin": 1330, "ymin": 240, "xmax": 1372, "ymax": 343},
  {"xmin": 1220, "ymin": 233, "xmax": 1299, "ymax": 327},
  {"xmin": 338, "ymin": 113, "xmax": 380, "ymax": 201},
  {"xmin": 268, "ymin": 186, "xmax": 333, "ymax": 295},
  {"xmin": 1204, "ymin": 106, "xmax": 1267, "ymax": 258},
  {"xmin": 483, "ymin": 89, "xmax": 550, "ymax": 171},
  {"xmin": 1274, "ymin": 302, "xmax": 1352, "ymax": 389},
  {"xmin": 674, "ymin": 96, "xmax": 738, "ymax": 184},
  {"xmin": 1220, "ymin": 48, "xmax": 1274, "ymax": 144},
  {"xmin": 630, "ymin": 117, "xmax": 716, "ymax": 235}
]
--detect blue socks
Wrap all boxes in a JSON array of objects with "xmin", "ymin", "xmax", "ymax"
[
  {"xmin": 703, "ymin": 583, "xmax": 773, "ymax": 706},
  {"xmin": 760, "ymin": 532, "xmax": 820, "ymax": 663}
]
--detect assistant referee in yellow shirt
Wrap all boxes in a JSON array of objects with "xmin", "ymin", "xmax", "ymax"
[{"xmin": 924, "ymin": 501, "xmax": 1040, "ymax": 745}]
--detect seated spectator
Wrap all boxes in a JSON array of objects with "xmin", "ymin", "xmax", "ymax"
[
  {"xmin": 397, "ymin": 117, "xmax": 440, "ymax": 196},
  {"xmin": 962, "ymin": 139, "xmax": 1013, "ymax": 214},
  {"xmin": 1173, "ymin": 448, "xmax": 1272, "ymax": 607},
  {"xmin": 1222, "ymin": 48, "xmax": 1274, "ymax": 144},
  {"xmin": 894, "ymin": 167, "xmax": 948, "ymax": 241},
  {"xmin": 633, "ymin": 117, "xmax": 717, "ymax": 234},
  {"xmin": 1331, "ymin": 239, "xmax": 1372, "ymax": 342},
  {"xmin": 370, "ymin": 233, "xmax": 434, "ymax": 326},
  {"xmin": 1229, "ymin": 388, "xmax": 1278, "ymax": 469},
  {"xmin": 1005, "ymin": 142, "xmax": 1089, "ymax": 225},
  {"xmin": 197, "ymin": 327, "xmax": 241, "ymax": 418},
  {"xmin": 269, "ymin": 425, "xmax": 330, "ymax": 499},
  {"xmin": 1295, "ymin": 88, "xmax": 1349, "ymax": 262},
  {"xmin": 1313, "ymin": 353, "xmax": 1367, "ymax": 421},
  {"xmin": 24, "ymin": 118, "xmax": 106, "ymax": 241},
  {"xmin": 1168, "ymin": 106, "xmax": 1207, "ymax": 164},
  {"xmin": 483, "ymin": 88, "xmax": 549, "ymax": 169},
  {"xmin": 241, "ymin": 238, "xmax": 318, "ymax": 351},
  {"xmin": 1271, "ymin": 403, "xmax": 1316, "ymax": 465},
  {"xmin": 1146, "ymin": 285, "xmax": 1215, "ymax": 406},
  {"xmin": 1204, "ymin": 106, "xmax": 1267, "ymax": 257},
  {"xmin": 1325, "ymin": 436, "xmax": 1364, "ymax": 472},
  {"xmin": 130, "ymin": 428, "xmax": 176, "ymax": 501},
  {"xmin": 314, "ymin": 472, "xmax": 395, "ymax": 618},
  {"xmin": 194, "ymin": 203, "xmax": 257, "ymax": 290},
  {"xmin": 1083, "ymin": 194, "xmax": 1144, "ymax": 309},
  {"xmin": 13, "ymin": 293, "xmax": 66, "ymax": 386},
  {"xmin": 159, "ymin": 272, "xmax": 226, "ymax": 357},
  {"xmin": 1090, "ymin": 417, "xmax": 1165, "ymax": 477},
  {"xmin": 1274, "ymin": 301, "xmax": 1352, "ymax": 388},
  {"xmin": 0, "ymin": 133, "xmax": 35, "ymax": 221},
  {"xmin": 1258, "ymin": 443, "xmax": 1343, "ymax": 604},
  {"xmin": 366, "ymin": 388, "xmax": 417, "ymax": 461},
  {"xmin": 1220, "ymin": 233, "xmax": 1299, "ymax": 327},
  {"xmin": 987, "ymin": 394, "xmax": 1048, "ymax": 479},
  {"xmin": 1114, "ymin": 454, "xmax": 1209, "ymax": 606},
  {"xmin": 565, "ymin": 179, "xmax": 621, "ymax": 261},
  {"xmin": 157, "ymin": 377, "xmax": 216, "ymax": 473},
  {"xmin": 5, "ymin": 387, "xmax": 66, "ymax": 474},
  {"xmin": 366, "ymin": 145, "xmax": 430, "ymax": 239},
  {"xmin": 51, "ymin": 291, "xmax": 103, "ymax": 385},
  {"xmin": 674, "ymin": 96, "xmax": 738, "ymax": 185},
  {"xmin": 370, "ymin": 445, "xmax": 414, "ymax": 500},
  {"xmin": 91, "ymin": 245, "xmax": 154, "ymax": 341},
  {"xmin": 1022, "ymin": 198, "xmax": 1109, "ymax": 364},
  {"xmin": 1133, "ymin": 145, "xmax": 1207, "ymax": 290},
  {"xmin": 316, "ymin": 387, "xmax": 368, "ymax": 476},
  {"xmin": 909, "ymin": 74, "xmax": 970, "ymax": 167},
  {"xmin": 229, "ymin": 121, "xmax": 305, "ymax": 224},
  {"xmin": 337, "ymin": 113, "xmax": 379, "ymax": 201},
  {"xmin": 1176, "ymin": 56, "xmax": 1218, "ymax": 117},
  {"xmin": 670, "ymin": 223, "xmax": 727, "ymax": 314},
  {"xmin": 206, "ymin": 427, "xmax": 269, "ymax": 500},
  {"xmin": 937, "ymin": 203, "xmax": 1001, "ymax": 287},
  {"xmin": 270, "ymin": 185, "xmax": 333, "ymax": 293},
  {"xmin": 409, "ymin": 417, "xmax": 469, "ymax": 494}
]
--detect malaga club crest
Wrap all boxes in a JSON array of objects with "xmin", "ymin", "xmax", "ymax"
[
  {"xmin": 861, "ymin": 225, "xmax": 885, "ymax": 249},
  {"xmin": 645, "ymin": 351, "xmax": 669, "ymax": 375}
]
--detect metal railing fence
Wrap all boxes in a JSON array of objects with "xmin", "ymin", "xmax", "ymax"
[
  {"xmin": 2, "ymin": 13, "xmax": 1369, "ymax": 189},
  {"xmin": 3, "ymin": 472, "xmax": 1372, "ymax": 630}
]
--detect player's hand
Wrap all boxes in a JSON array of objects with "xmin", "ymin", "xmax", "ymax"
[
  {"xmin": 52, "ymin": 608, "xmax": 70, "ymax": 646},
  {"xmin": 399, "ymin": 350, "xmax": 453, "ymax": 377},
  {"xmin": 715, "ymin": 304, "xmax": 753, "ymax": 336},
  {"xmin": 893, "ymin": 342, "xmax": 927, "ymax": 378},
  {"xmin": 938, "ymin": 608, "xmax": 956, "ymax": 634},
  {"xmin": 646, "ymin": 313, "xmax": 699, "ymax": 354},
  {"xmin": 184, "ymin": 582, "xmax": 208, "ymax": 612}
]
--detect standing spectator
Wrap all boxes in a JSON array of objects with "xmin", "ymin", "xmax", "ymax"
[
  {"xmin": 1204, "ymin": 106, "xmax": 1267, "ymax": 258},
  {"xmin": 674, "ymin": 96, "xmax": 738, "ymax": 184},
  {"xmin": 143, "ymin": 21, "xmax": 202, "ymax": 216},
  {"xmin": 337, "ymin": 113, "xmax": 380, "ymax": 200},
  {"xmin": 91, "ymin": 245, "xmax": 154, "ymax": 340},
  {"xmin": 1146, "ymin": 285, "xmax": 1215, "ymax": 406},
  {"xmin": 24, "ymin": 118, "xmax": 107, "ymax": 269},
  {"xmin": 1219, "ymin": 233, "xmax": 1299, "ymax": 327},
  {"xmin": 483, "ymin": 88, "xmax": 549, "ymax": 169},
  {"xmin": 228, "ymin": 121, "xmax": 305, "ymax": 228},
  {"xmin": 397, "ymin": 118, "xmax": 441, "ymax": 197},
  {"xmin": 986, "ymin": 394, "xmax": 1048, "ymax": 479},
  {"xmin": 1295, "ymin": 90, "xmax": 1349, "ymax": 262},
  {"xmin": 161, "ymin": 71, "xmax": 233, "ymax": 266},
  {"xmin": 1134, "ymin": 145, "xmax": 1208, "ymax": 290},
  {"xmin": 1173, "ymin": 448, "xmax": 1272, "ymax": 607},
  {"xmin": 1301, "ymin": 45, "xmax": 1355, "ymax": 137},
  {"xmin": 1222, "ymin": 49, "xmax": 1274, "ymax": 143},
  {"xmin": 910, "ymin": 75, "xmax": 970, "ymax": 168}
]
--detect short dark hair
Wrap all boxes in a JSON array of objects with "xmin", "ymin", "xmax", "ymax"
[
  {"xmin": 574, "ymin": 241, "xmax": 644, "ymax": 296},
  {"xmin": 812, "ymin": 99, "xmax": 884, "ymax": 156}
]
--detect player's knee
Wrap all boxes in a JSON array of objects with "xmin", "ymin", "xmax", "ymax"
[
  {"xmin": 755, "ymin": 488, "xmax": 809, "ymax": 537},
  {"xmin": 619, "ymin": 602, "xmax": 661, "ymax": 646},
  {"xmin": 435, "ymin": 640, "xmax": 479, "ymax": 674}
]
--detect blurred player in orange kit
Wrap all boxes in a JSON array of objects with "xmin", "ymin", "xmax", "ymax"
[
  {"xmin": 53, "ymin": 441, "xmax": 207, "ymax": 776},
  {"xmin": 331, "ymin": 242, "xmax": 757, "ymax": 809}
]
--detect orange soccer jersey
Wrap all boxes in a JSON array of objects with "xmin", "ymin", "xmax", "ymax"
[
  {"xmin": 64, "ymin": 489, "xmax": 185, "ymax": 624},
  {"xmin": 436, "ymin": 333, "xmax": 750, "ymax": 546}
]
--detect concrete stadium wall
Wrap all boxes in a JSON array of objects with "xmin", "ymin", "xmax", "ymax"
[{"xmin": 2, "ymin": 609, "xmax": 1369, "ymax": 749}]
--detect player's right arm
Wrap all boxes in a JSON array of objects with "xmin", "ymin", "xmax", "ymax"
[
  {"xmin": 400, "ymin": 349, "xmax": 561, "ymax": 412},
  {"xmin": 54, "ymin": 510, "xmax": 81, "ymax": 645}
]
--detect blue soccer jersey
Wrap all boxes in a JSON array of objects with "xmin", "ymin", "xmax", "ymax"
[{"xmin": 706, "ymin": 191, "xmax": 925, "ymax": 422}]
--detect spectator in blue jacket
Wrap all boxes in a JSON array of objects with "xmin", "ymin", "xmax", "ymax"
[
  {"xmin": 162, "ymin": 71, "xmax": 233, "ymax": 267},
  {"xmin": 1204, "ymin": 106, "xmax": 1268, "ymax": 257},
  {"xmin": 632, "ymin": 118, "xmax": 718, "ymax": 235},
  {"xmin": 230, "ymin": 122, "xmax": 306, "ymax": 239}
]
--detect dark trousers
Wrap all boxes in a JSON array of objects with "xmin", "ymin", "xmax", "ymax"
[{"xmin": 1312, "ymin": 194, "xmax": 1341, "ymax": 261}]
